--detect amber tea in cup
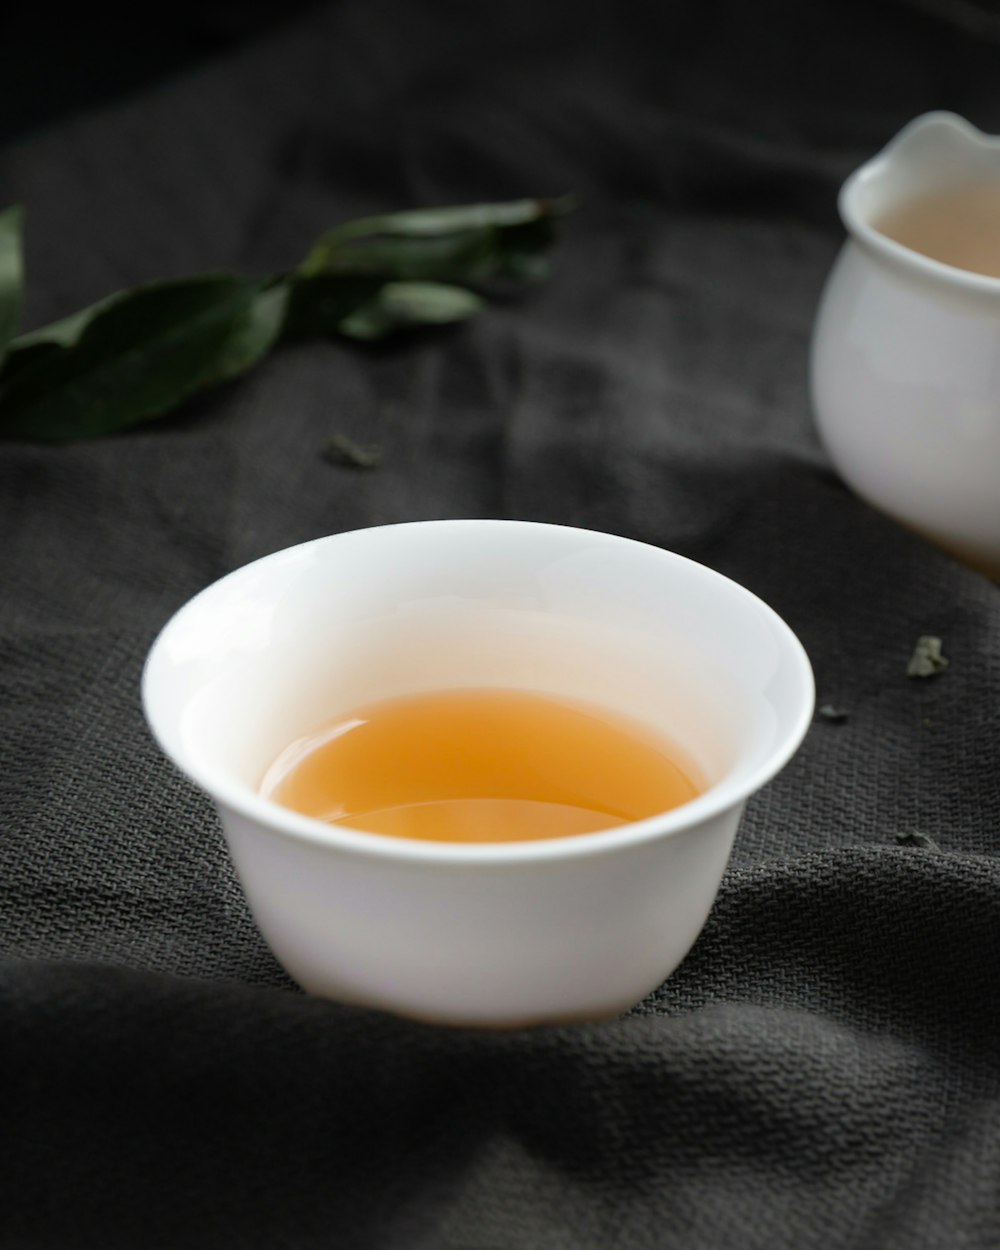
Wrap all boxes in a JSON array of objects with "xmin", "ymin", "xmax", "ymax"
[{"xmin": 260, "ymin": 687, "xmax": 703, "ymax": 844}]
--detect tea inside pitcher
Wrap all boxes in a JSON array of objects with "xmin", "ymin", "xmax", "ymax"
[
  {"xmin": 875, "ymin": 181, "xmax": 1000, "ymax": 278},
  {"xmin": 260, "ymin": 687, "xmax": 702, "ymax": 843}
]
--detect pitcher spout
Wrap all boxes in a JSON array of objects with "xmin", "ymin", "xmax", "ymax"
[{"xmin": 840, "ymin": 111, "xmax": 1000, "ymax": 298}]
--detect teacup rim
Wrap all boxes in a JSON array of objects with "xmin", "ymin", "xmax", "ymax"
[{"xmin": 142, "ymin": 520, "xmax": 815, "ymax": 865}]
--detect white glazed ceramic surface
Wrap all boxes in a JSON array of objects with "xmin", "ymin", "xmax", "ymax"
[
  {"xmin": 143, "ymin": 521, "xmax": 814, "ymax": 1026},
  {"xmin": 811, "ymin": 112, "xmax": 1000, "ymax": 579}
]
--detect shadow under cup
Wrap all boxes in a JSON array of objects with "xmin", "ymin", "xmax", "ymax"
[{"xmin": 143, "ymin": 521, "xmax": 813, "ymax": 1026}]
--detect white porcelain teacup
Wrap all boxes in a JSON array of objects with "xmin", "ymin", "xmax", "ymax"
[
  {"xmin": 811, "ymin": 112, "xmax": 1000, "ymax": 579},
  {"xmin": 143, "ymin": 521, "xmax": 813, "ymax": 1026}
]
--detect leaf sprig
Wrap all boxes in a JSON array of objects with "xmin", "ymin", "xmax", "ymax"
[{"xmin": 0, "ymin": 197, "xmax": 571, "ymax": 442}]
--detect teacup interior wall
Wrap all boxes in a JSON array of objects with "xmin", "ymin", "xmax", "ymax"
[{"xmin": 155, "ymin": 527, "xmax": 790, "ymax": 810}]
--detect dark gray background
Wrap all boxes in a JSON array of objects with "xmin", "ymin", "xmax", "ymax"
[{"xmin": 1, "ymin": 1, "xmax": 999, "ymax": 1246}]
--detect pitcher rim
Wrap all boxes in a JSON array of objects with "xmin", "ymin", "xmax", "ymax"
[{"xmin": 838, "ymin": 110, "xmax": 1000, "ymax": 299}]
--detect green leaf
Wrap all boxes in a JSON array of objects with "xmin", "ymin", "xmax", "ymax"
[
  {"xmin": 303, "ymin": 231, "xmax": 499, "ymax": 283},
  {"xmin": 0, "ymin": 274, "xmax": 289, "ymax": 442},
  {"xmin": 306, "ymin": 197, "xmax": 570, "ymax": 250},
  {"xmin": 11, "ymin": 291, "xmax": 120, "ymax": 350},
  {"xmin": 212, "ymin": 279, "xmax": 289, "ymax": 383},
  {"xmin": 0, "ymin": 194, "xmax": 571, "ymax": 441},
  {"xmin": 0, "ymin": 287, "xmax": 121, "ymax": 390},
  {"xmin": 321, "ymin": 432, "xmax": 382, "ymax": 469},
  {"xmin": 299, "ymin": 196, "xmax": 573, "ymax": 281},
  {"xmin": 280, "ymin": 274, "xmax": 385, "ymax": 340},
  {"xmin": 0, "ymin": 206, "xmax": 24, "ymax": 367},
  {"xmin": 338, "ymin": 281, "xmax": 484, "ymax": 342}
]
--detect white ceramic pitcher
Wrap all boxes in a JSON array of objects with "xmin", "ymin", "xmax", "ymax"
[{"xmin": 810, "ymin": 112, "xmax": 1000, "ymax": 579}]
